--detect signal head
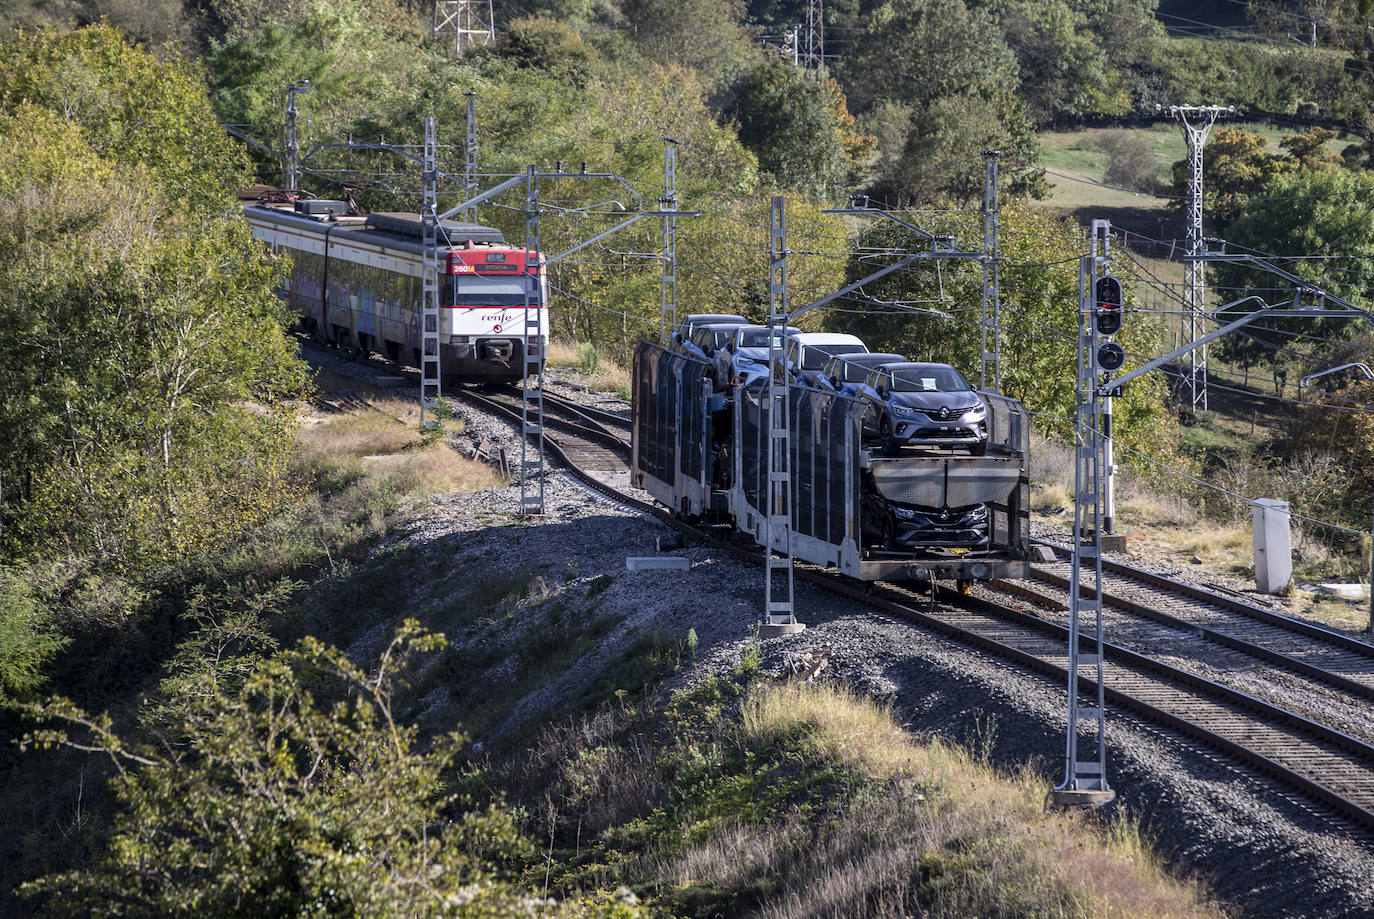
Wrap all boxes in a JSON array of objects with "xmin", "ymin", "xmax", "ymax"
[
  {"xmin": 1096, "ymin": 341, "xmax": 1126, "ymax": 372},
  {"xmin": 1094, "ymin": 275, "xmax": 1123, "ymax": 337}
]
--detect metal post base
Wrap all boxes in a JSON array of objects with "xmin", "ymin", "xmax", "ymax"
[
  {"xmin": 1050, "ymin": 787, "xmax": 1116, "ymax": 808},
  {"xmin": 759, "ymin": 620, "xmax": 806, "ymax": 638}
]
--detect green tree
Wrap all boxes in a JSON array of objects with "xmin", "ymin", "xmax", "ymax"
[
  {"xmin": 829, "ymin": 206, "xmax": 1171, "ymax": 452},
  {"xmin": 21, "ymin": 622, "xmax": 647, "ymax": 917},
  {"xmin": 1170, "ymin": 129, "xmax": 1295, "ymax": 231},
  {"xmin": 0, "ymin": 24, "xmax": 250, "ymax": 212},
  {"xmin": 0, "ymin": 568, "xmax": 67, "ymax": 698},
  {"xmin": 1211, "ymin": 168, "xmax": 1374, "ymax": 367},
  {"xmin": 991, "ymin": 0, "xmax": 1131, "ymax": 124},
  {"xmin": 0, "ymin": 96, "xmax": 306, "ymax": 567},
  {"xmin": 21, "ymin": 624, "xmax": 556, "ymax": 916},
  {"xmin": 727, "ymin": 62, "xmax": 850, "ymax": 190},
  {"xmin": 839, "ymin": 0, "xmax": 1042, "ymax": 205},
  {"xmin": 617, "ymin": 0, "xmax": 758, "ymax": 99}
]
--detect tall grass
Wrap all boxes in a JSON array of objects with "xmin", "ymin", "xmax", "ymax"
[
  {"xmin": 729, "ymin": 682, "xmax": 1223, "ymax": 918},
  {"xmin": 525, "ymin": 677, "xmax": 1226, "ymax": 918},
  {"xmin": 546, "ymin": 340, "xmax": 631, "ymax": 396}
]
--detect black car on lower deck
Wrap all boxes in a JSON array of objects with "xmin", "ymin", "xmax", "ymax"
[{"xmin": 860, "ymin": 489, "xmax": 990, "ymax": 550}]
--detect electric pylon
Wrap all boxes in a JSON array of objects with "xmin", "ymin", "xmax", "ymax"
[
  {"xmin": 1164, "ymin": 104, "xmax": 1232, "ymax": 413},
  {"xmin": 433, "ymin": 0, "xmax": 494, "ymax": 55}
]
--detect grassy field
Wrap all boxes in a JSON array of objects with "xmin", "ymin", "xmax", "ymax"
[{"xmin": 1033, "ymin": 121, "xmax": 1351, "ymax": 242}]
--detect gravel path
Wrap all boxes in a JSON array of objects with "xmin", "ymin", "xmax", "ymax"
[{"xmin": 305, "ymin": 347, "xmax": 1374, "ymax": 918}]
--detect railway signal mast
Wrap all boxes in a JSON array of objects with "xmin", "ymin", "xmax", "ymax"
[
  {"xmin": 1059, "ymin": 227, "xmax": 1374, "ymax": 805},
  {"xmin": 1057, "ymin": 220, "xmax": 1118, "ymax": 808}
]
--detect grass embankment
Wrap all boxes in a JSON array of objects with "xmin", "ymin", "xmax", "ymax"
[
  {"xmin": 496, "ymin": 669, "xmax": 1227, "ymax": 918},
  {"xmin": 547, "ymin": 339, "xmax": 633, "ymax": 399}
]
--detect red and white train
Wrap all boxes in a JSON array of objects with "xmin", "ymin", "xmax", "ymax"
[{"xmin": 243, "ymin": 198, "xmax": 548, "ymax": 384}]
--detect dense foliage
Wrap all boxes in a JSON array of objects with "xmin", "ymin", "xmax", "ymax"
[{"xmin": 0, "ymin": 28, "xmax": 306, "ymax": 570}]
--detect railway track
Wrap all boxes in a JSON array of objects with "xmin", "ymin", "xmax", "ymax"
[
  {"xmin": 455, "ymin": 384, "xmax": 1374, "ymax": 833},
  {"xmin": 299, "ymin": 344, "xmax": 1374, "ymax": 833}
]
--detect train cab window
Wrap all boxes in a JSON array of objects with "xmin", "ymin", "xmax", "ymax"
[{"xmin": 447, "ymin": 274, "xmax": 543, "ymax": 307}]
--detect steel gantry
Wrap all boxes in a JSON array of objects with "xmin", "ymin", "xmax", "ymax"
[
  {"xmin": 980, "ymin": 150, "xmax": 1003, "ymax": 392},
  {"xmin": 432, "ymin": 0, "xmax": 494, "ymax": 55},
  {"xmin": 1054, "ymin": 228, "xmax": 1374, "ymax": 805},
  {"xmin": 660, "ymin": 140, "xmax": 679, "ymax": 345},
  {"xmin": 283, "ymin": 80, "xmax": 311, "ymax": 192},
  {"xmin": 461, "ymin": 92, "xmax": 478, "ymax": 222},
  {"xmin": 764, "ymin": 196, "xmax": 798, "ymax": 634},
  {"xmin": 420, "ymin": 118, "xmax": 444, "ymax": 430},
  {"xmin": 1164, "ymin": 104, "xmax": 1232, "ymax": 413},
  {"xmin": 521, "ymin": 166, "xmax": 545, "ymax": 516}
]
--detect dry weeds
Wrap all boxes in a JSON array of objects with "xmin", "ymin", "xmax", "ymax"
[
  {"xmin": 547, "ymin": 340, "xmax": 631, "ymax": 395},
  {"xmin": 297, "ymin": 397, "xmax": 504, "ymax": 499},
  {"xmin": 686, "ymin": 681, "xmax": 1230, "ymax": 919}
]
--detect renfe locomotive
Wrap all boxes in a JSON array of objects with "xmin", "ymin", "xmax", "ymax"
[{"xmin": 243, "ymin": 198, "xmax": 549, "ymax": 384}]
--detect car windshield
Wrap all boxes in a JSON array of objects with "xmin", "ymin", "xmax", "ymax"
[
  {"xmin": 737, "ymin": 328, "xmax": 787, "ymax": 349},
  {"xmin": 712, "ymin": 329, "xmax": 735, "ymax": 348},
  {"xmin": 802, "ymin": 344, "xmax": 865, "ymax": 370},
  {"xmin": 889, "ymin": 367, "xmax": 971, "ymax": 393}
]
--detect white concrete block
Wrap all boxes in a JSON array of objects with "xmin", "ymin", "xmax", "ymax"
[
  {"xmin": 626, "ymin": 556, "xmax": 690, "ymax": 572},
  {"xmin": 1316, "ymin": 582, "xmax": 1371, "ymax": 601}
]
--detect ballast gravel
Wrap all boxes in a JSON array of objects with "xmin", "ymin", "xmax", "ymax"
[{"xmin": 309, "ymin": 350, "xmax": 1374, "ymax": 918}]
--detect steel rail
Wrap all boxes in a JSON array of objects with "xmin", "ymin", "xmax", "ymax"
[
  {"xmin": 427, "ymin": 372, "xmax": 1374, "ymax": 833},
  {"xmin": 1034, "ymin": 539, "xmax": 1373, "ymax": 655},
  {"xmin": 1002, "ymin": 571, "xmax": 1374, "ymax": 703}
]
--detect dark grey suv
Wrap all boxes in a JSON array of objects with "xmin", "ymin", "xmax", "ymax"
[{"xmin": 855, "ymin": 362, "xmax": 988, "ymax": 456}]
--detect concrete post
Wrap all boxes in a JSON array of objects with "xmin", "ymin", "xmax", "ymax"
[{"xmin": 1252, "ymin": 498, "xmax": 1292, "ymax": 594}]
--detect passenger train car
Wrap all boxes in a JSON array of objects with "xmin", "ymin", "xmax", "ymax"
[
  {"xmin": 632, "ymin": 340, "xmax": 1033, "ymax": 586},
  {"xmin": 243, "ymin": 198, "xmax": 549, "ymax": 384}
]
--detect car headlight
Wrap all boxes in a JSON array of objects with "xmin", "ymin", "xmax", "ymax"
[
  {"xmin": 892, "ymin": 405, "xmax": 918, "ymax": 417},
  {"xmin": 964, "ymin": 403, "xmax": 987, "ymax": 420},
  {"xmin": 891, "ymin": 505, "xmax": 917, "ymax": 519}
]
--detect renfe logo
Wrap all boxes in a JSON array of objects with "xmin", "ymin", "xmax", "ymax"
[{"xmin": 481, "ymin": 311, "xmax": 515, "ymax": 325}]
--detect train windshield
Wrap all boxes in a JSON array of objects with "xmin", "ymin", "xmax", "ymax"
[{"xmin": 448, "ymin": 274, "xmax": 543, "ymax": 307}]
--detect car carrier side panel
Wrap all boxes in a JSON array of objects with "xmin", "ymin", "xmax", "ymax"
[{"xmin": 631, "ymin": 341, "xmax": 714, "ymax": 518}]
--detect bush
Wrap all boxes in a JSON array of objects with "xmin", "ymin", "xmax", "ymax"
[{"xmin": 1099, "ymin": 129, "xmax": 1160, "ymax": 192}]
